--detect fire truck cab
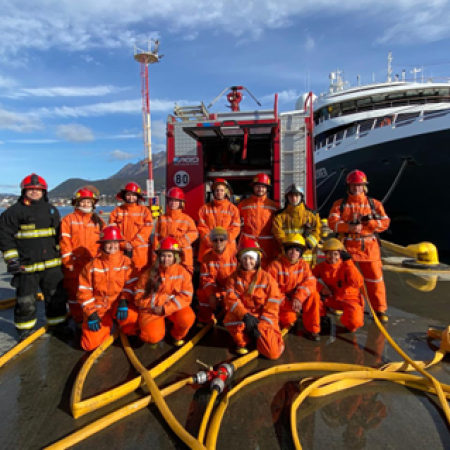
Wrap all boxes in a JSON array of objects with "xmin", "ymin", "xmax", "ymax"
[{"xmin": 166, "ymin": 87, "xmax": 315, "ymax": 220}]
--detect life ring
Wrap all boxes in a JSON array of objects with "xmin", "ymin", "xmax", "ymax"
[{"xmin": 380, "ymin": 117, "xmax": 392, "ymax": 127}]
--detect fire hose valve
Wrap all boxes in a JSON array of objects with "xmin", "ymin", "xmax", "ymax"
[{"xmin": 210, "ymin": 363, "xmax": 235, "ymax": 394}]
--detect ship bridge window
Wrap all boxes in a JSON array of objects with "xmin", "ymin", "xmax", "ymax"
[
  {"xmin": 341, "ymin": 101, "xmax": 356, "ymax": 112},
  {"xmin": 438, "ymin": 88, "xmax": 450, "ymax": 96},
  {"xmin": 388, "ymin": 92, "xmax": 405, "ymax": 100},
  {"xmin": 423, "ymin": 88, "xmax": 436, "ymax": 96},
  {"xmin": 329, "ymin": 104, "xmax": 341, "ymax": 118},
  {"xmin": 371, "ymin": 94, "xmax": 386, "ymax": 103},
  {"xmin": 406, "ymin": 90, "xmax": 419, "ymax": 97},
  {"xmin": 356, "ymin": 97, "xmax": 371, "ymax": 106}
]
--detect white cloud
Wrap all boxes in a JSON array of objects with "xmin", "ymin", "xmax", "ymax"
[
  {"xmin": 104, "ymin": 133, "xmax": 141, "ymax": 140},
  {"xmin": 261, "ymin": 89, "xmax": 300, "ymax": 104},
  {"xmin": 5, "ymin": 85, "xmax": 128, "ymax": 99},
  {"xmin": 80, "ymin": 54, "xmax": 94, "ymax": 63},
  {"xmin": 110, "ymin": 149, "xmax": 137, "ymax": 161},
  {"xmin": 56, "ymin": 123, "xmax": 95, "ymax": 142},
  {"xmin": 10, "ymin": 139, "xmax": 59, "ymax": 144},
  {"xmin": 0, "ymin": 107, "xmax": 43, "ymax": 132},
  {"xmin": 0, "ymin": 75, "xmax": 17, "ymax": 88},
  {"xmin": 304, "ymin": 35, "xmax": 315, "ymax": 52}
]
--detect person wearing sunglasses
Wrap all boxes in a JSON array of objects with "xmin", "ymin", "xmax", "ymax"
[{"xmin": 196, "ymin": 227, "xmax": 237, "ymax": 326}]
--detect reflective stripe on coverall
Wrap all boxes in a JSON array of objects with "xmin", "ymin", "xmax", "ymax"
[
  {"xmin": 77, "ymin": 252, "xmax": 138, "ymax": 351},
  {"xmin": 267, "ymin": 255, "xmax": 321, "ymax": 333},
  {"xmin": 60, "ymin": 210, "xmax": 105, "ymax": 322},
  {"xmin": 238, "ymin": 195, "xmax": 280, "ymax": 267},
  {"xmin": 313, "ymin": 259, "xmax": 364, "ymax": 332},
  {"xmin": 197, "ymin": 199, "xmax": 240, "ymax": 262},
  {"xmin": 109, "ymin": 203, "xmax": 153, "ymax": 271},
  {"xmin": 196, "ymin": 246, "xmax": 237, "ymax": 323},
  {"xmin": 328, "ymin": 194, "xmax": 390, "ymax": 313},
  {"xmin": 152, "ymin": 207, "xmax": 198, "ymax": 274},
  {"xmin": 134, "ymin": 264, "xmax": 195, "ymax": 343},
  {"xmin": 224, "ymin": 269, "xmax": 284, "ymax": 360}
]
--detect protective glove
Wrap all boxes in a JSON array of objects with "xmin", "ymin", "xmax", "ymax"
[
  {"xmin": 292, "ymin": 299, "xmax": 302, "ymax": 314},
  {"xmin": 341, "ymin": 251, "xmax": 352, "ymax": 262},
  {"xmin": 7, "ymin": 259, "xmax": 22, "ymax": 274},
  {"xmin": 252, "ymin": 326, "xmax": 262, "ymax": 341},
  {"xmin": 87, "ymin": 312, "xmax": 101, "ymax": 332},
  {"xmin": 360, "ymin": 214, "xmax": 373, "ymax": 223},
  {"xmin": 116, "ymin": 299, "xmax": 128, "ymax": 321},
  {"xmin": 243, "ymin": 313, "xmax": 259, "ymax": 334},
  {"xmin": 124, "ymin": 249, "xmax": 133, "ymax": 258}
]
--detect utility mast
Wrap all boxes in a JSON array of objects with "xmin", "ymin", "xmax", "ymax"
[
  {"xmin": 134, "ymin": 40, "xmax": 163, "ymax": 201},
  {"xmin": 387, "ymin": 51, "xmax": 393, "ymax": 83}
]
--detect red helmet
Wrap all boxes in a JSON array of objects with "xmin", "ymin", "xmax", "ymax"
[
  {"xmin": 237, "ymin": 236, "xmax": 264, "ymax": 259},
  {"xmin": 21, "ymin": 173, "xmax": 48, "ymax": 191},
  {"xmin": 212, "ymin": 178, "xmax": 232, "ymax": 196},
  {"xmin": 346, "ymin": 170, "xmax": 368, "ymax": 185},
  {"xmin": 157, "ymin": 237, "xmax": 182, "ymax": 254},
  {"xmin": 72, "ymin": 186, "xmax": 99, "ymax": 206},
  {"xmin": 250, "ymin": 173, "xmax": 271, "ymax": 187},
  {"xmin": 166, "ymin": 187, "xmax": 185, "ymax": 202},
  {"xmin": 97, "ymin": 226, "xmax": 124, "ymax": 243},
  {"xmin": 117, "ymin": 181, "xmax": 144, "ymax": 201}
]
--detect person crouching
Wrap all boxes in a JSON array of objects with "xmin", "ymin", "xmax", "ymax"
[
  {"xmin": 134, "ymin": 237, "xmax": 195, "ymax": 347},
  {"xmin": 224, "ymin": 237, "xmax": 284, "ymax": 358},
  {"xmin": 77, "ymin": 226, "xmax": 139, "ymax": 351}
]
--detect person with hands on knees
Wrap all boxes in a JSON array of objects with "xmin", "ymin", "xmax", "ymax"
[
  {"xmin": 196, "ymin": 226, "xmax": 238, "ymax": 326},
  {"xmin": 109, "ymin": 182, "xmax": 153, "ymax": 276},
  {"xmin": 134, "ymin": 237, "xmax": 195, "ymax": 347},
  {"xmin": 313, "ymin": 238, "xmax": 365, "ymax": 333},
  {"xmin": 152, "ymin": 187, "xmax": 198, "ymax": 275},
  {"xmin": 267, "ymin": 234, "xmax": 324, "ymax": 341},
  {"xmin": 224, "ymin": 237, "xmax": 284, "ymax": 358},
  {"xmin": 197, "ymin": 178, "xmax": 240, "ymax": 262},
  {"xmin": 77, "ymin": 226, "xmax": 139, "ymax": 351}
]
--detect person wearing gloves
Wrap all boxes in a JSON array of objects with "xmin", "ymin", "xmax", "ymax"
[
  {"xmin": 109, "ymin": 181, "xmax": 153, "ymax": 275},
  {"xmin": 273, "ymin": 183, "xmax": 322, "ymax": 266},
  {"xmin": 313, "ymin": 238, "xmax": 365, "ymax": 333},
  {"xmin": 134, "ymin": 237, "xmax": 195, "ymax": 347},
  {"xmin": 267, "ymin": 234, "xmax": 324, "ymax": 341},
  {"xmin": 152, "ymin": 187, "xmax": 198, "ymax": 275},
  {"xmin": 77, "ymin": 226, "xmax": 139, "ymax": 351},
  {"xmin": 224, "ymin": 236, "xmax": 284, "ymax": 358},
  {"xmin": 196, "ymin": 226, "xmax": 238, "ymax": 325},
  {"xmin": 238, "ymin": 173, "xmax": 279, "ymax": 268},
  {"xmin": 60, "ymin": 186, "xmax": 105, "ymax": 324},
  {"xmin": 197, "ymin": 178, "xmax": 241, "ymax": 262}
]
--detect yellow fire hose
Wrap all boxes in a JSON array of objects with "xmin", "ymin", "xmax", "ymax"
[{"xmin": 71, "ymin": 319, "xmax": 216, "ymax": 418}]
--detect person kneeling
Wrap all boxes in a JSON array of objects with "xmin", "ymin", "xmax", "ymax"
[
  {"xmin": 267, "ymin": 234, "xmax": 324, "ymax": 341},
  {"xmin": 134, "ymin": 237, "xmax": 195, "ymax": 347},
  {"xmin": 224, "ymin": 237, "xmax": 284, "ymax": 359},
  {"xmin": 77, "ymin": 226, "xmax": 139, "ymax": 351},
  {"xmin": 313, "ymin": 238, "xmax": 364, "ymax": 333}
]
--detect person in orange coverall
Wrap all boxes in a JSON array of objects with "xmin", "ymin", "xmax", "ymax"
[
  {"xmin": 109, "ymin": 181, "xmax": 153, "ymax": 274},
  {"xmin": 77, "ymin": 226, "xmax": 139, "ymax": 351},
  {"xmin": 152, "ymin": 187, "xmax": 198, "ymax": 275},
  {"xmin": 238, "ymin": 173, "xmax": 279, "ymax": 268},
  {"xmin": 224, "ymin": 236, "xmax": 284, "ymax": 358},
  {"xmin": 328, "ymin": 170, "xmax": 390, "ymax": 322},
  {"xmin": 267, "ymin": 234, "xmax": 323, "ymax": 341},
  {"xmin": 134, "ymin": 237, "xmax": 195, "ymax": 347},
  {"xmin": 197, "ymin": 178, "xmax": 240, "ymax": 262},
  {"xmin": 196, "ymin": 226, "xmax": 238, "ymax": 325},
  {"xmin": 60, "ymin": 186, "xmax": 106, "ymax": 324},
  {"xmin": 313, "ymin": 238, "xmax": 365, "ymax": 333}
]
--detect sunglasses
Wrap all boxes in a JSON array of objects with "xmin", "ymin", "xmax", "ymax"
[{"xmin": 212, "ymin": 238, "xmax": 226, "ymax": 242}]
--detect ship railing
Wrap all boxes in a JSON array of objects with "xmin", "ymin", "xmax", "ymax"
[{"xmin": 316, "ymin": 106, "xmax": 450, "ymax": 151}]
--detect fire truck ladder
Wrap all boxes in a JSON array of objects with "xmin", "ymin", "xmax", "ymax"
[
  {"xmin": 279, "ymin": 113, "xmax": 308, "ymax": 206},
  {"xmin": 173, "ymin": 103, "xmax": 209, "ymax": 121}
]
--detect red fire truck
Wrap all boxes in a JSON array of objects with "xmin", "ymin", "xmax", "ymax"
[{"xmin": 166, "ymin": 86, "xmax": 315, "ymax": 220}]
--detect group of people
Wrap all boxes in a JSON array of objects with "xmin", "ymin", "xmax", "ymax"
[{"xmin": 0, "ymin": 170, "xmax": 390, "ymax": 360}]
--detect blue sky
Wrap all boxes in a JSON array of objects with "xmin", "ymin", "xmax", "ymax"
[{"xmin": 1, "ymin": 0, "xmax": 450, "ymax": 193}]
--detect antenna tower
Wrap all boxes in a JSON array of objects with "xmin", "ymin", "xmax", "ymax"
[{"xmin": 387, "ymin": 51, "xmax": 393, "ymax": 83}]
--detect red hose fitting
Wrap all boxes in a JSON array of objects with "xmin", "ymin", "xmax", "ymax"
[{"xmin": 210, "ymin": 363, "xmax": 235, "ymax": 394}]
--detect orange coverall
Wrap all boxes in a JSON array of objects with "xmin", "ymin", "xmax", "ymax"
[
  {"xmin": 77, "ymin": 252, "xmax": 139, "ymax": 351},
  {"xmin": 60, "ymin": 210, "xmax": 105, "ymax": 322},
  {"xmin": 134, "ymin": 264, "xmax": 195, "ymax": 343},
  {"xmin": 224, "ymin": 269, "xmax": 284, "ymax": 360},
  {"xmin": 196, "ymin": 246, "xmax": 238, "ymax": 323},
  {"xmin": 313, "ymin": 259, "xmax": 364, "ymax": 332},
  {"xmin": 328, "ymin": 194, "xmax": 390, "ymax": 313},
  {"xmin": 109, "ymin": 203, "xmax": 153, "ymax": 272},
  {"xmin": 238, "ymin": 195, "xmax": 279, "ymax": 267},
  {"xmin": 197, "ymin": 198, "xmax": 240, "ymax": 261},
  {"xmin": 152, "ymin": 207, "xmax": 198, "ymax": 274},
  {"xmin": 267, "ymin": 255, "xmax": 321, "ymax": 334}
]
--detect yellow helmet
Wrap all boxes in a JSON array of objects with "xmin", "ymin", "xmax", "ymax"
[
  {"xmin": 282, "ymin": 234, "xmax": 306, "ymax": 248},
  {"xmin": 210, "ymin": 226, "xmax": 228, "ymax": 241},
  {"xmin": 322, "ymin": 238, "xmax": 344, "ymax": 252}
]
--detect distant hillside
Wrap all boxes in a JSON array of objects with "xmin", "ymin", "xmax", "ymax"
[{"xmin": 50, "ymin": 152, "xmax": 166, "ymax": 197}]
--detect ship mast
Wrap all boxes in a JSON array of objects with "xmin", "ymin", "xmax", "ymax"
[{"xmin": 387, "ymin": 51, "xmax": 393, "ymax": 83}]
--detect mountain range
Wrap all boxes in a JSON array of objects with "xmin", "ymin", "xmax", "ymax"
[{"xmin": 49, "ymin": 151, "xmax": 166, "ymax": 197}]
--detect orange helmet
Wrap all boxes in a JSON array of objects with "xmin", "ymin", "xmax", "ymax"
[
  {"xmin": 21, "ymin": 173, "xmax": 48, "ymax": 191},
  {"xmin": 166, "ymin": 187, "xmax": 185, "ymax": 202},
  {"xmin": 346, "ymin": 170, "xmax": 368, "ymax": 185},
  {"xmin": 157, "ymin": 237, "xmax": 182, "ymax": 254},
  {"xmin": 237, "ymin": 236, "xmax": 264, "ymax": 259},
  {"xmin": 98, "ymin": 226, "xmax": 124, "ymax": 243},
  {"xmin": 72, "ymin": 186, "xmax": 99, "ymax": 206},
  {"xmin": 250, "ymin": 173, "xmax": 271, "ymax": 187},
  {"xmin": 117, "ymin": 181, "xmax": 144, "ymax": 201}
]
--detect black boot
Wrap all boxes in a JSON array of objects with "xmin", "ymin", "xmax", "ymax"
[
  {"xmin": 49, "ymin": 322, "xmax": 75, "ymax": 339},
  {"xmin": 320, "ymin": 316, "xmax": 331, "ymax": 334}
]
